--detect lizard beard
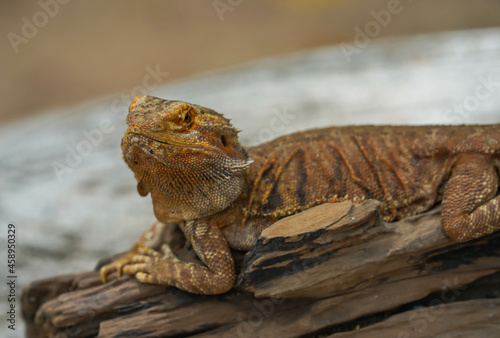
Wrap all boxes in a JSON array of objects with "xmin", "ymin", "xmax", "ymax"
[{"xmin": 123, "ymin": 136, "xmax": 252, "ymax": 222}]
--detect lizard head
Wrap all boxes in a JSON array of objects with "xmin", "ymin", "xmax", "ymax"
[{"xmin": 122, "ymin": 95, "xmax": 252, "ymax": 222}]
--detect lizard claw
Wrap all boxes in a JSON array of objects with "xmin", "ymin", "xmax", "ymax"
[{"xmin": 100, "ymin": 251, "xmax": 137, "ymax": 283}]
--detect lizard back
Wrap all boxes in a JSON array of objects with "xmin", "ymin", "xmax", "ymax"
[{"xmin": 242, "ymin": 124, "xmax": 500, "ymax": 222}]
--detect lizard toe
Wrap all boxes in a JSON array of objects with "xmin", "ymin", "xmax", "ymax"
[
  {"xmin": 100, "ymin": 266, "xmax": 110, "ymax": 283},
  {"xmin": 131, "ymin": 254, "xmax": 152, "ymax": 263},
  {"xmin": 99, "ymin": 252, "xmax": 139, "ymax": 282},
  {"xmin": 136, "ymin": 244, "xmax": 162, "ymax": 257},
  {"xmin": 122, "ymin": 254, "xmax": 155, "ymax": 276},
  {"xmin": 135, "ymin": 272, "xmax": 158, "ymax": 284},
  {"xmin": 160, "ymin": 244, "xmax": 176, "ymax": 259},
  {"xmin": 123, "ymin": 263, "xmax": 148, "ymax": 276}
]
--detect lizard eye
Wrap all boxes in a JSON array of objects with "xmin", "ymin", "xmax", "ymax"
[{"xmin": 183, "ymin": 111, "xmax": 192, "ymax": 124}]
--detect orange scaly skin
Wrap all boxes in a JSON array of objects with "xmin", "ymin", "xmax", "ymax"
[{"xmin": 100, "ymin": 95, "xmax": 500, "ymax": 295}]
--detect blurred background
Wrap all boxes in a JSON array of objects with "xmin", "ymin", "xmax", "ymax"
[
  {"xmin": 2, "ymin": 0, "xmax": 500, "ymax": 124},
  {"xmin": 2, "ymin": 1, "xmax": 500, "ymax": 336}
]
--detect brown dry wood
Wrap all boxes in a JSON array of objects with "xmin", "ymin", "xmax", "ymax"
[
  {"xmin": 330, "ymin": 298, "xmax": 500, "ymax": 337},
  {"xmin": 22, "ymin": 200, "xmax": 500, "ymax": 337}
]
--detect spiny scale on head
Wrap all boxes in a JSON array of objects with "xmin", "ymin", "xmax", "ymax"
[{"xmin": 128, "ymin": 95, "xmax": 239, "ymax": 136}]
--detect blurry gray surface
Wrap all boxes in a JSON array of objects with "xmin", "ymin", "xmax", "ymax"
[{"xmin": 1, "ymin": 29, "xmax": 500, "ymax": 337}]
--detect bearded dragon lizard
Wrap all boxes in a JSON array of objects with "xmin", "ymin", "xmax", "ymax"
[{"xmin": 100, "ymin": 95, "xmax": 500, "ymax": 295}]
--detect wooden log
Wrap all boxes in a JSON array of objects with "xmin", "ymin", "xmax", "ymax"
[
  {"xmin": 331, "ymin": 297, "xmax": 500, "ymax": 337},
  {"xmin": 21, "ymin": 200, "xmax": 500, "ymax": 337},
  {"xmin": 236, "ymin": 200, "xmax": 495, "ymax": 298}
]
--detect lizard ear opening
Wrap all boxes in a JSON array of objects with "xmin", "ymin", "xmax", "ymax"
[{"xmin": 221, "ymin": 135, "xmax": 228, "ymax": 148}]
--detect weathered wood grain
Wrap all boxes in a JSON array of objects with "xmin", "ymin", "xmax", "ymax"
[
  {"xmin": 22, "ymin": 201, "xmax": 500, "ymax": 337},
  {"xmin": 331, "ymin": 298, "xmax": 500, "ymax": 337}
]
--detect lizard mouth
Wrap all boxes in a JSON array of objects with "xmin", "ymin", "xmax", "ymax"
[
  {"xmin": 127, "ymin": 131, "xmax": 212, "ymax": 152},
  {"xmin": 129, "ymin": 132, "xmax": 185, "ymax": 148}
]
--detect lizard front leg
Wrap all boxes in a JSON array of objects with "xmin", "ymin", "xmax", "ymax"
[
  {"xmin": 121, "ymin": 221, "xmax": 236, "ymax": 295},
  {"xmin": 441, "ymin": 154, "xmax": 500, "ymax": 242}
]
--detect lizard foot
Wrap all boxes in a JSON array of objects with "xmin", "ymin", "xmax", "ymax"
[
  {"xmin": 121, "ymin": 244, "xmax": 179, "ymax": 285},
  {"xmin": 100, "ymin": 251, "xmax": 140, "ymax": 283}
]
